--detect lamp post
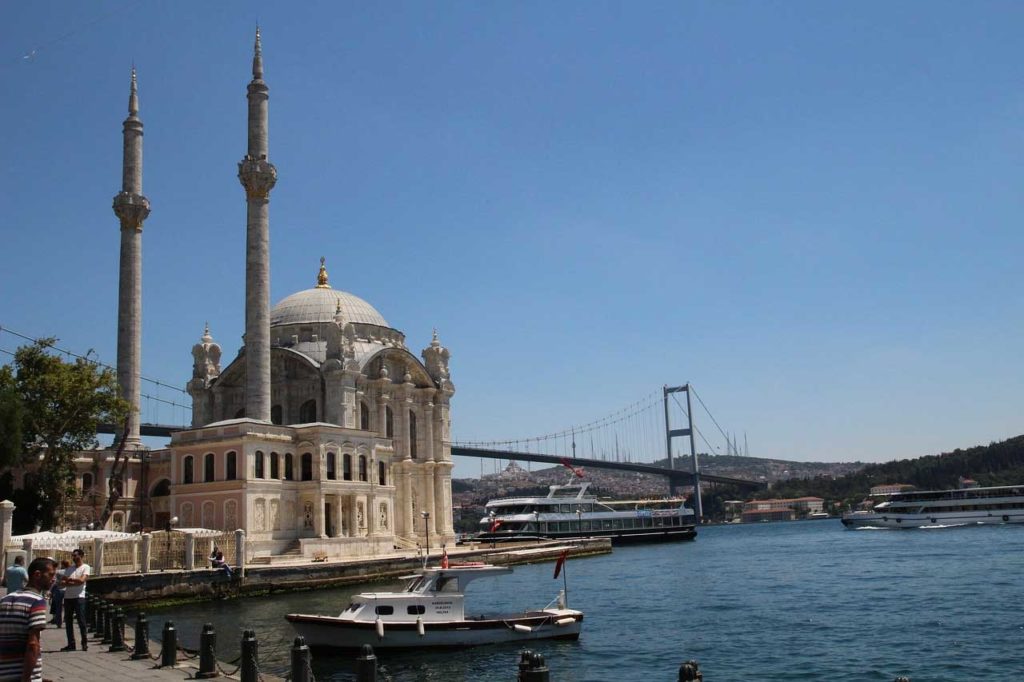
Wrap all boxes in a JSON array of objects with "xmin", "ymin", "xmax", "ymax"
[
  {"xmin": 576, "ymin": 507, "xmax": 583, "ymax": 537},
  {"xmin": 533, "ymin": 511, "xmax": 540, "ymax": 539},
  {"xmin": 421, "ymin": 511, "xmax": 430, "ymax": 566},
  {"xmin": 164, "ymin": 516, "xmax": 178, "ymax": 571}
]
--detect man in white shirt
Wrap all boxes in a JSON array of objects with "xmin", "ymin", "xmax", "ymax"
[{"xmin": 60, "ymin": 549, "xmax": 90, "ymax": 651}]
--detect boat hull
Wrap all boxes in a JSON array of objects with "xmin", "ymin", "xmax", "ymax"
[
  {"xmin": 286, "ymin": 610, "xmax": 583, "ymax": 650},
  {"xmin": 842, "ymin": 510, "xmax": 1024, "ymax": 529},
  {"xmin": 475, "ymin": 526, "xmax": 697, "ymax": 546}
]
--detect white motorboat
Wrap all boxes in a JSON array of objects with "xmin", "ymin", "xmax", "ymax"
[
  {"xmin": 476, "ymin": 480, "xmax": 696, "ymax": 545},
  {"xmin": 841, "ymin": 484, "xmax": 1024, "ymax": 529},
  {"xmin": 285, "ymin": 563, "xmax": 583, "ymax": 650}
]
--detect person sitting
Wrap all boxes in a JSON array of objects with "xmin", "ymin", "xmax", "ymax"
[
  {"xmin": 211, "ymin": 551, "xmax": 232, "ymax": 578},
  {"xmin": 209, "ymin": 546, "xmax": 220, "ymax": 568}
]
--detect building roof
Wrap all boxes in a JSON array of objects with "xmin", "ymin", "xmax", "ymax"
[{"xmin": 270, "ymin": 286, "xmax": 389, "ymax": 328}]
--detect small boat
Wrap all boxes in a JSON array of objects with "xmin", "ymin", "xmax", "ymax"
[
  {"xmin": 285, "ymin": 563, "xmax": 583, "ymax": 650},
  {"xmin": 476, "ymin": 480, "xmax": 697, "ymax": 545},
  {"xmin": 841, "ymin": 484, "xmax": 1024, "ymax": 529}
]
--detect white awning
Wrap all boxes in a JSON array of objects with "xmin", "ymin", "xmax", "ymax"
[{"xmin": 10, "ymin": 530, "xmax": 137, "ymax": 550}]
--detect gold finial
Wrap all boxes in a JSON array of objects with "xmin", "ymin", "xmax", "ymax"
[{"xmin": 316, "ymin": 256, "xmax": 331, "ymax": 288}]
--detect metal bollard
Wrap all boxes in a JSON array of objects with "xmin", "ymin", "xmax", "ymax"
[
  {"xmin": 109, "ymin": 609, "xmax": 127, "ymax": 652},
  {"xmin": 196, "ymin": 622, "xmax": 219, "ymax": 679},
  {"xmin": 240, "ymin": 629, "xmax": 259, "ymax": 682},
  {"xmin": 101, "ymin": 604, "xmax": 113, "ymax": 644},
  {"xmin": 85, "ymin": 595, "xmax": 94, "ymax": 633},
  {"xmin": 518, "ymin": 650, "xmax": 535, "ymax": 680},
  {"xmin": 520, "ymin": 652, "xmax": 550, "ymax": 682},
  {"xmin": 679, "ymin": 660, "xmax": 703, "ymax": 681},
  {"xmin": 160, "ymin": 621, "xmax": 178, "ymax": 668},
  {"xmin": 290, "ymin": 636, "xmax": 312, "ymax": 682},
  {"xmin": 93, "ymin": 601, "xmax": 105, "ymax": 639},
  {"xmin": 131, "ymin": 612, "xmax": 150, "ymax": 660},
  {"xmin": 355, "ymin": 644, "xmax": 377, "ymax": 682}
]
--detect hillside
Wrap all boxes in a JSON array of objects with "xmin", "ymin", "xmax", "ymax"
[{"xmin": 761, "ymin": 434, "xmax": 1024, "ymax": 505}]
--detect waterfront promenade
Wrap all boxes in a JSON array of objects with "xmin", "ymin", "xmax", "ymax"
[{"xmin": 37, "ymin": 620, "xmax": 281, "ymax": 681}]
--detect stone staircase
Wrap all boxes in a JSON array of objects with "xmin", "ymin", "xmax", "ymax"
[{"xmin": 248, "ymin": 539, "xmax": 302, "ymax": 565}]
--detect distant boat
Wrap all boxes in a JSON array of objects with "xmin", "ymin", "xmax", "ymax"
[
  {"xmin": 807, "ymin": 511, "xmax": 830, "ymax": 520},
  {"xmin": 841, "ymin": 484, "xmax": 1024, "ymax": 529},
  {"xmin": 285, "ymin": 563, "xmax": 582, "ymax": 649},
  {"xmin": 475, "ymin": 480, "xmax": 696, "ymax": 545}
]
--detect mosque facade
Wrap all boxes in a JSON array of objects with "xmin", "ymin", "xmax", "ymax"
[{"xmin": 55, "ymin": 31, "xmax": 458, "ymax": 559}]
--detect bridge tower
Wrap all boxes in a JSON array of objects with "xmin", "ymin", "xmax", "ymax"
[
  {"xmin": 664, "ymin": 384, "xmax": 703, "ymax": 522},
  {"xmin": 112, "ymin": 67, "xmax": 151, "ymax": 446},
  {"xmin": 237, "ymin": 27, "xmax": 277, "ymax": 422}
]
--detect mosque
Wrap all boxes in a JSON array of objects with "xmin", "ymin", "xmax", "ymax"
[{"xmin": 63, "ymin": 31, "xmax": 457, "ymax": 559}]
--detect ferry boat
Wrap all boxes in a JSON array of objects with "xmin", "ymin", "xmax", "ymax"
[
  {"xmin": 475, "ymin": 480, "xmax": 697, "ymax": 545},
  {"xmin": 285, "ymin": 563, "xmax": 582, "ymax": 650},
  {"xmin": 841, "ymin": 484, "xmax": 1024, "ymax": 529}
]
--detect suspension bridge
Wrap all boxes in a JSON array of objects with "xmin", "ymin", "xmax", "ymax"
[{"xmin": 2, "ymin": 326, "xmax": 764, "ymax": 506}]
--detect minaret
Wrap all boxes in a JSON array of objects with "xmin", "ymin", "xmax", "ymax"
[
  {"xmin": 112, "ymin": 67, "xmax": 150, "ymax": 446},
  {"xmin": 237, "ymin": 28, "xmax": 277, "ymax": 421}
]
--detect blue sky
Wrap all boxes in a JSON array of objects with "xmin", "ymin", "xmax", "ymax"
[{"xmin": 2, "ymin": 1, "xmax": 1022, "ymax": 477}]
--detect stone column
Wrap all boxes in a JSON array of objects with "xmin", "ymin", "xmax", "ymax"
[
  {"xmin": 183, "ymin": 534, "xmax": 195, "ymax": 570},
  {"xmin": 424, "ymin": 403, "xmax": 435, "ymax": 462},
  {"xmin": 424, "ymin": 462, "xmax": 437, "ymax": 536},
  {"xmin": 94, "ymin": 539, "xmax": 105, "ymax": 576},
  {"xmin": 403, "ymin": 468, "xmax": 415, "ymax": 541},
  {"xmin": 0, "ymin": 500, "xmax": 13, "ymax": 569},
  {"xmin": 140, "ymin": 533, "xmax": 152, "ymax": 573},
  {"xmin": 316, "ymin": 493, "xmax": 326, "ymax": 538},
  {"xmin": 235, "ymin": 529, "xmax": 246, "ymax": 577},
  {"xmin": 237, "ymin": 29, "xmax": 277, "ymax": 422},
  {"xmin": 112, "ymin": 69, "xmax": 150, "ymax": 446}
]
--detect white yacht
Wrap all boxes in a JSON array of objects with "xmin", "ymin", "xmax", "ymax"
[
  {"xmin": 476, "ymin": 481, "xmax": 697, "ymax": 544},
  {"xmin": 841, "ymin": 484, "xmax": 1024, "ymax": 529},
  {"xmin": 286, "ymin": 563, "xmax": 582, "ymax": 650}
]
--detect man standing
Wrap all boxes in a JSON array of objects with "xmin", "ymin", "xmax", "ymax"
[
  {"xmin": 0, "ymin": 556, "xmax": 56, "ymax": 682},
  {"xmin": 60, "ymin": 549, "xmax": 90, "ymax": 651},
  {"xmin": 2, "ymin": 557, "xmax": 28, "ymax": 595}
]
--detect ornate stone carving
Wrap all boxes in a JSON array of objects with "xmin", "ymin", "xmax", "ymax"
[
  {"xmin": 421, "ymin": 329, "xmax": 451, "ymax": 386},
  {"xmin": 112, "ymin": 190, "xmax": 150, "ymax": 231},
  {"xmin": 237, "ymin": 156, "xmax": 277, "ymax": 199}
]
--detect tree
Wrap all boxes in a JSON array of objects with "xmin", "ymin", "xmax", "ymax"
[{"xmin": 2, "ymin": 339, "xmax": 128, "ymax": 530}]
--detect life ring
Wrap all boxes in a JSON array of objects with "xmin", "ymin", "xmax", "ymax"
[
  {"xmin": 930, "ymin": 518, "xmax": 937, "ymax": 524},
  {"xmin": 1002, "ymin": 515, "xmax": 1009, "ymax": 522}
]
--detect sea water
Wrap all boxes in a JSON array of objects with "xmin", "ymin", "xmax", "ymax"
[{"xmin": 145, "ymin": 521, "xmax": 1024, "ymax": 681}]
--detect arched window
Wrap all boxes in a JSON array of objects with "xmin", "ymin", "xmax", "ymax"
[
  {"xmin": 343, "ymin": 454, "xmax": 352, "ymax": 481},
  {"xmin": 82, "ymin": 472, "xmax": 94, "ymax": 492},
  {"xmin": 271, "ymin": 405, "xmax": 283, "ymax": 425},
  {"xmin": 301, "ymin": 453, "xmax": 313, "ymax": 481},
  {"xmin": 183, "ymin": 456, "xmax": 194, "ymax": 484},
  {"xmin": 285, "ymin": 453, "xmax": 294, "ymax": 481},
  {"xmin": 151, "ymin": 479, "xmax": 171, "ymax": 497},
  {"xmin": 270, "ymin": 452, "xmax": 279, "ymax": 479},
  {"xmin": 358, "ymin": 455, "xmax": 368, "ymax": 482},
  {"xmin": 226, "ymin": 451, "xmax": 237, "ymax": 480},
  {"xmin": 409, "ymin": 410, "xmax": 417, "ymax": 459},
  {"xmin": 255, "ymin": 451, "xmax": 265, "ymax": 479},
  {"xmin": 327, "ymin": 452, "xmax": 336, "ymax": 480},
  {"xmin": 204, "ymin": 453, "xmax": 216, "ymax": 482},
  {"xmin": 385, "ymin": 406, "xmax": 394, "ymax": 438},
  {"xmin": 360, "ymin": 402, "xmax": 370, "ymax": 430},
  {"xmin": 378, "ymin": 461, "xmax": 387, "ymax": 486},
  {"xmin": 299, "ymin": 399, "xmax": 317, "ymax": 423}
]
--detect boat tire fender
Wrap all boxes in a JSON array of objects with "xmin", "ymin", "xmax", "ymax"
[
  {"xmin": 376, "ymin": 618, "xmax": 384, "ymax": 639},
  {"xmin": 1003, "ymin": 515, "xmax": 1010, "ymax": 522},
  {"xmin": 555, "ymin": 617, "xmax": 576, "ymax": 627},
  {"xmin": 514, "ymin": 624, "xmax": 532, "ymax": 634},
  {"xmin": 417, "ymin": 617, "xmax": 425, "ymax": 637}
]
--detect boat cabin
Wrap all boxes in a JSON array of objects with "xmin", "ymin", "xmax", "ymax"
[{"xmin": 341, "ymin": 565, "xmax": 511, "ymax": 623}]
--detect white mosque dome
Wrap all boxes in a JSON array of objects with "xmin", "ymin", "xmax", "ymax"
[{"xmin": 270, "ymin": 287, "xmax": 389, "ymax": 328}]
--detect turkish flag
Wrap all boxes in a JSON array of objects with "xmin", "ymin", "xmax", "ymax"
[
  {"xmin": 489, "ymin": 519, "xmax": 502, "ymax": 533},
  {"xmin": 553, "ymin": 549, "xmax": 568, "ymax": 579}
]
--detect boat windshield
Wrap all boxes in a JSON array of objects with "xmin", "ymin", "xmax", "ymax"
[{"xmin": 404, "ymin": 577, "xmax": 425, "ymax": 592}]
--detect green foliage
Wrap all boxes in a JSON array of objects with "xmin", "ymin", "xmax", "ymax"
[
  {"xmin": 1, "ymin": 339, "xmax": 128, "ymax": 529},
  {"xmin": 760, "ymin": 435, "xmax": 1024, "ymax": 508},
  {"xmin": 0, "ymin": 369, "xmax": 23, "ymax": 468}
]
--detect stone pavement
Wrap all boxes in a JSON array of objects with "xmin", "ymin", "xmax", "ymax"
[{"xmin": 38, "ymin": 618, "xmax": 282, "ymax": 681}]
